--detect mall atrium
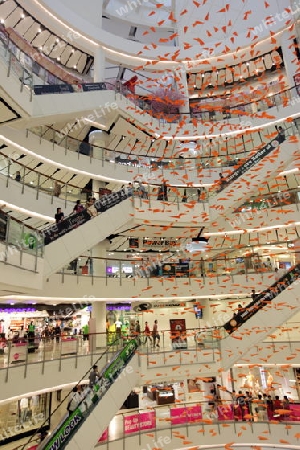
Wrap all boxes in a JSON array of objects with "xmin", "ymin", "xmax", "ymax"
[{"xmin": 0, "ymin": 0, "xmax": 300, "ymax": 449}]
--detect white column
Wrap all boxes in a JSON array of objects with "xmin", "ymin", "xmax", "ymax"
[
  {"xmin": 174, "ymin": 64, "xmax": 190, "ymax": 114},
  {"xmin": 93, "ymin": 46, "xmax": 106, "ymax": 82},
  {"xmin": 281, "ymin": 28, "xmax": 299, "ymax": 88},
  {"xmin": 91, "ymin": 240, "xmax": 110, "ymax": 276},
  {"xmin": 91, "ymin": 301, "xmax": 107, "ymax": 348}
]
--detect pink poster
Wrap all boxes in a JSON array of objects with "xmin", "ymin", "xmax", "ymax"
[
  {"xmin": 217, "ymin": 404, "xmax": 234, "ymax": 421},
  {"xmin": 289, "ymin": 404, "xmax": 300, "ymax": 421},
  {"xmin": 170, "ymin": 407, "xmax": 187, "ymax": 425},
  {"xmin": 187, "ymin": 404, "xmax": 202, "ymax": 422},
  {"xmin": 124, "ymin": 412, "xmax": 156, "ymax": 434},
  {"xmin": 124, "ymin": 413, "xmax": 140, "ymax": 434},
  {"xmin": 98, "ymin": 428, "xmax": 108, "ymax": 442},
  {"xmin": 139, "ymin": 411, "xmax": 156, "ymax": 430}
]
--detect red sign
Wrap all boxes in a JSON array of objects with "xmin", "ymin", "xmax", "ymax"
[{"xmin": 217, "ymin": 404, "xmax": 234, "ymax": 421}]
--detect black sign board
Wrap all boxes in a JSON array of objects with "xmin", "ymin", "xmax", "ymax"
[
  {"xmin": 224, "ymin": 263, "xmax": 300, "ymax": 334},
  {"xmin": 82, "ymin": 82, "xmax": 107, "ymax": 92},
  {"xmin": 33, "ymin": 84, "xmax": 74, "ymax": 95}
]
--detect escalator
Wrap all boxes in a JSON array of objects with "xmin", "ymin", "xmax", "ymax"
[
  {"xmin": 220, "ymin": 263, "xmax": 300, "ymax": 370},
  {"xmin": 24, "ymin": 340, "xmax": 138, "ymax": 450},
  {"xmin": 210, "ymin": 132, "xmax": 297, "ymax": 220},
  {"xmin": 42, "ymin": 190, "xmax": 133, "ymax": 277}
]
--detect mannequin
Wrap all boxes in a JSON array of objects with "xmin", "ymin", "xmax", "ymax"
[
  {"xmin": 246, "ymin": 371, "xmax": 255, "ymax": 388},
  {"xmin": 20, "ymin": 397, "xmax": 29, "ymax": 425},
  {"xmin": 267, "ymin": 372, "xmax": 273, "ymax": 388}
]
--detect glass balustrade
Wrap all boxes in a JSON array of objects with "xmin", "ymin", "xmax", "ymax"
[
  {"xmin": 0, "ymin": 211, "xmax": 44, "ymax": 266},
  {"xmin": 58, "ymin": 249, "xmax": 299, "ymax": 282},
  {"xmin": 26, "ymin": 120, "xmax": 296, "ymax": 184},
  {"xmin": 0, "ymin": 23, "xmax": 299, "ymax": 123}
]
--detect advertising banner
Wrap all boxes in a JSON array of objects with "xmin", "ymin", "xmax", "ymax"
[
  {"xmin": 187, "ymin": 405, "xmax": 202, "ymax": 422},
  {"xmin": 217, "ymin": 404, "xmax": 234, "ymax": 421},
  {"xmin": 9, "ymin": 342, "xmax": 27, "ymax": 364},
  {"xmin": 61, "ymin": 338, "xmax": 77, "ymax": 356},
  {"xmin": 170, "ymin": 405, "xmax": 202, "ymax": 425},
  {"xmin": 169, "ymin": 319, "xmax": 187, "ymax": 349},
  {"xmin": 139, "ymin": 411, "xmax": 156, "ymax": 431},
  {"xmin": 82, "ymin": 82, "xmax": 107, "ymax": 91}
]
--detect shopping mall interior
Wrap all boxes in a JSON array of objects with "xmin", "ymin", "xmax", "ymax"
[{"xmin": 0, "ymin": 0, "xmax": 300, "ymax": 449}]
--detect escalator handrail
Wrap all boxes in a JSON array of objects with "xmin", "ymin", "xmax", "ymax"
[
  {"xmin": 21, "ymin": 338, "xmax": 123, "ymax": 450},
  {"xmin": 42, "ymin": 188, "xmax": 129, "ymax": 245},
  {"xmin": 215, "ymin": 132, "xmax": 287, "ymax": 194},
  {"xmin": 38, "ymin": 339, "xmax": 138, "ymax": 450},
  {"xmin": 224, "ymin": 263, "xmax": 300, "ymax": 334}
]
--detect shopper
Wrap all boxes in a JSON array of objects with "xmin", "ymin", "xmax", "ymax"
[
  {"xmin": 15, "ymin": 171, "xmax": 21, "ymax": 182},
  {"xmin": 55, "ymin": 207, "xmax": 64, "ymax": 224},
  {"xmin": 152, "ymin": 320, "xmax": 160, "ymax": 348},
  {"xmin": 73, "ymin": 200, "xmax": 84, "ymax": 213},
  {"xmin": 144, "ymin": 321, "xmax": 152, "ymax": 345},
  {"xmin": 67, "ymin": 387, "xmax": 82, "ymax": 415},
  {"xmin": 135, "ymin": 320, "xmax": 141, "ymax": 345},
  {"xmin": 82, "ymin": 324, "xmax": 89, "ymax": 341},
  {"xmin": 53, "ymin": 181, "xmax": 62, "ymax": 197},
  {"xmin": 89, "ymin": 364, "xmax": 100, "ymax": 389}
]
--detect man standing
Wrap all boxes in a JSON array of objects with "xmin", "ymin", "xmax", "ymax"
[
  {"xmin": 152, "ymin": 320, "xmax": 160, "ymax": 348},
  {"xmin": 89, "ymin": 364, "xmax": 100, "ymax": 389}
]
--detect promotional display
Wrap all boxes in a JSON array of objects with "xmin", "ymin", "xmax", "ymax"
[
  {"xmin": 82, "ymin": 82, "xmax": 107, "ymax": 91},
  {"xmin": 169, "ymin": 319, "xmax": 187, "ymax": 349},
  {"xmin": 124, "ymin": 411, "xmax": 155, "ymax": 434},
  {"xmin": 44, "ymin": 189, "xmax": 128, "ymax": 245},
  {"xmin": 224, "ymin": 263, "xmax": 300, "ymax": 333},
  {"xmin": 43, "ymin": 339, "xmax": 138, "ymax": 450},
  {"xmin": 223, "ymin": 134, "xmax": 285, "ymax": 189},
  {"xmin": 33, "ymin": 84, "xmax": 74, "ymax": 95},
  {"xmin": 9, "ymin": 342, "xmax": 27, "ymax": 365},
  {"xmin": 217, "ymin": 404, "xmax": 234, "ymax": 421},
  {"xmin": 170, "ymin": 405, "xmax": 202, "ymax": 425}
]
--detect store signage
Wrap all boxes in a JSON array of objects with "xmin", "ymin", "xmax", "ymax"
[
  {"xmin": 224, "ymin": 263, "xmax": 300, "ymax": 334},
  {"xmin": 0, "ymin": 307, "xmax": 36, "ymax": 313},
  {"xmin": 129, "ymin": 238, "xmax": 139, "ymax": 249},
  {"xmin": 44, "ymin": 339, "xmax": 138, "ymax": 450},
  {"xmin": 169, "ymin": 319, "xmax": 187, "ymax": 349},
  {"xmin": 124, "ymin": 411, "xmax": 155, "ymax": 434},
  {"xmin": 82, "ymin": 82, "xmax": 107, "ymax": 91},
  {"xmin": 143, "ymin": 238, "xmax": 178, "ymax": 247},
  {"xmin": 170, "ymin": 405, "xmax": 202, "ymax": 425},
  {"xmin": 152, "ymin": 302, "xmax": 186, "ymax": 308},
  {"xmin": 44, "ymin": 189, "xmax": 128, "ymax": 245},
  {"xmin": 224, "ymin": 135, "xmax": 284, "ymax": 188}
]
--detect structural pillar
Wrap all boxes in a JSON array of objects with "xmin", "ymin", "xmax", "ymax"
[
  {"xmin": 280, "ymin": 28, "xmax": 300, "ymax": 88},
  {"xmin": 93, "ymin": 46, "xmax": 106, "ymax": 82},
  {"xmin": 90, "ymin": 301, "xmax": 107, "ymax": 349},
  {"xmin": 174, "ymin": 64, "xmax": 190, "ymax": 115}
]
